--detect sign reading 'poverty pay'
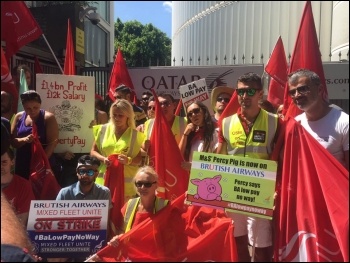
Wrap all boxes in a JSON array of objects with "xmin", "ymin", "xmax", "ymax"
[
  {"xmin": 36, "ymin": 74, "xmax": 95, "ymax": 153},
  {"xmin": 186, "ymin": 151, "xmax": 277, "ymax": 220},
  {"xmin": 179, "ymin": 78, "xmax": 214, "ymax": 115}
]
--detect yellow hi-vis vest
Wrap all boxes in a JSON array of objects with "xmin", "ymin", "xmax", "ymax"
[
  {"xmin": 222, "ymin": 109, "xmax": 278, "ymax": 159},
  {"xmin": 123, "ymin": 197, "xmax": 169, "ymax": 233},
  {"xmin": 144, "ymin": 116, "xmax": 187, "ymax": 144}
]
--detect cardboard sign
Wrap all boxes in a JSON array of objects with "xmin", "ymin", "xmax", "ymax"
[
  {"xmin": 179, "ymin": 78, "xmax": 214, "ymax": 115},
  {"xmin": 187, "ymin": 152, "xmax": 277, "ymax": 219},
  {"xmin": 27, "ymin": 200, "xmax": 109, "ymax": 258},
  {"xmin": 36, "ymin": 74, "xmax": 95, "ymax": 153}
]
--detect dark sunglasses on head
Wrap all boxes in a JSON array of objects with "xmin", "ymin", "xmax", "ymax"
[
  {"xmin": 217, "ymin": 97, "xmax": 230, "ymax": 103},
  {"xmin": 148, "ymin": 106, "xmax": 155, "ymax": 111},
  {"xmin": 159, "ymin": 101, "xmax": 170, "ymax": 107},
  {"xmin": 288, "ymin": 85, "xmax": 310, "ymax": 97},
  {"xmin": 77, "ymin": 169, "xmax": 96, "ymax": 176},
  {"xmin": 187, "ymin": 107, "xmax": 201, "ymax": 118},
  {"xmin": 20, "ymin": 92, "xmax": 41, "ymax": 103},
  {"xmin": 237, "ymin": 88, "xmax": 260, "ymax": 97},
  {"xmin": 135, "ymin": 181, "xmax": 157, "ymax": 188}
]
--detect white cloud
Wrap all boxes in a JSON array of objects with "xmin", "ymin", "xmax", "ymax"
[{"xmin": 163, "ymin": 1, "xmax": 172, "ymax": 13}]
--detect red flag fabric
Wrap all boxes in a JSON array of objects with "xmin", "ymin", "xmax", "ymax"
[
  {"xmin": 1, "ymin": 1, "xmax": 43, "ymax": 61},
  {"xmin": 104, "ymin": 154, "xmax": 124, "ymax": 235},
  {"xmin": 108, "ymin": 48, "xmax": 135, "ymax": 102},
  {"xmin": 1, "ymin": 46, "xmax": 18, "ymax": 111},
  {"xmin": 1, "ymin": 46, "xmax": 14, "ymax": 83},
  {"xmin": 175, "ymin": 98, "xmax": 183, "ymax": 116},
  {"xmin": 30, "ymin": 123, "xmax": 61, "ymax": 200},
  {"xmin": 95, "ymin": 193, "xmax": 238, "ymax": 262},
  {"xmin": 217, "ymin": 90, "xmax": 239, "ymax": 135},
  {"xmin": 274, "ymin": 118, "xmax": 349, "ymax": 262},
  {"xmin": 34, "ymin": 56, "xmax": 43, "ymax": 74},
  {"xmin": 148, "ymin": 89, "xmax": 190, "ymax": 201},
  {"xmin": 265, "ymin": 36, "xmax": 288, "ymax": 108},
  {"xmin": 63, "ymin": 19, "xmax": 75, "ymax": 75},
  {"xmin": 283, "ymin": 1, "xmax": 327, "ymax": 118}
]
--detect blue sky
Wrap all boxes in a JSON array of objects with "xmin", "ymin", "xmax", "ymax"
[{"xmin": 114, "ymin": 1, "xmax": 172, "ymax": 38}]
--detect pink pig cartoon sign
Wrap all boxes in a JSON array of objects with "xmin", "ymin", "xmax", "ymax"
[{"xmin": 191, "ymin": 175, "xmax": 222, "ymax": 201}]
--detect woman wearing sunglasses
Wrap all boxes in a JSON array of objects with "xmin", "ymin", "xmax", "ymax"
[
  {"xmin": 178, "ymin": 101, "xmax": 218, "ymax": 171},
  {"xmin": 107, "ymin": 166, "xmax": 168, "ymax": 247}
]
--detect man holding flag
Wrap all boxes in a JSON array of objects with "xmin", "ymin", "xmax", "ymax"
[
  {"xmin": 288, "ymin": 69, "xmax": 349, "ymax": 170},
  {"xmin": 217, "ymin": 72, "xmax": 280, "ymax": 262}
]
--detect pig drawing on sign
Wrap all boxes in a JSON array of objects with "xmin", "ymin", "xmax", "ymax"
[{"xmin": 191, "ymin": 175, "xmax": 222, "ymax": 201}]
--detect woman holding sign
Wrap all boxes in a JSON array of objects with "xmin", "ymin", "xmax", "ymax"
[{"xmin": 178, "ymin": 101, "xmax": 218, "ymax": 171}]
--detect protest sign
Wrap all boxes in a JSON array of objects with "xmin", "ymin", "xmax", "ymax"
[
  {"xmin": 179, "ymin": 78, "xmax": 214, "ymax": 115},
  {"xmin": 187, "ymin": 151, "xmax": 277, "ymax": 219},
  {"xmin": 36, "ymin": 74, "xmax": 95, "ymax": 153},
  {"xmin": 27, "ymin": 200, "xmax": 108, "ymax": 258}
]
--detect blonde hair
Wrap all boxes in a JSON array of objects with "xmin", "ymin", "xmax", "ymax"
[
  {"xmin": 133, "ymin": 166, "xmax": 159, "ymax": 183},
  {"xmin": 109, "ymin": 99, "xmax": 136, "ymax": 129}
]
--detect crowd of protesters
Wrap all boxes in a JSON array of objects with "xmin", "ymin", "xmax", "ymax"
[{"xmin": 1, "ymin": 66, "xmax": 348, "ymax": 262}]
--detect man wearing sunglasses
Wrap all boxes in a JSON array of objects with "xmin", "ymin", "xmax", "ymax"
[
  {"xmin": 141, "ymin": 93, "xmax": 187, "ymax": 164},
  {"xmin": 210, "ymin": 86, "xmax": 234, "ymax": 124},
  {"xmin": 56, "ymin": 155, "xmax": 111, "ymax": 203},
  {"xmin": 289, "ymin": 69, "xmax": 349, "ymax": 170},
  {"xmin": 217, "ymin": 72, "xmax": 279, "ymax": 262}
]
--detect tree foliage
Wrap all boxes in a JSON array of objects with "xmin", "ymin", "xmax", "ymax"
[{"xmin": 114, "ymin": 18, "xmax": 171, "ymax": 67}]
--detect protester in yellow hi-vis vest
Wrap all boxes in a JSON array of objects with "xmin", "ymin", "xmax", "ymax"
[
  {"xmin": 107, "ymin": 166, "xmax": 169, "ymax": 247},
  {"xmin": 141, "ymin": 93, "xmax": 187, "ymax": 166},
  {"xmin": 216, "ymin": 73, "xmax": 280, "ymax": 262}
]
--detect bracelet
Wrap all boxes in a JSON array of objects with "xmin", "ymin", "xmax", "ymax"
[{"xmin": 127, "ymin": 157, "xmax": 132, "ymax": 165}]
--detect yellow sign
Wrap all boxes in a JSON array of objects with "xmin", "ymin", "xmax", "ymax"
[{"xmin": 76, "ymin": 27, "xmax": 84, "ymax": 54}]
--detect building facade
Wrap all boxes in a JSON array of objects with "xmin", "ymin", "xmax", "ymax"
[{"xmin": 171, "ymin": 1, "xmax": 349, "ymax": 65}]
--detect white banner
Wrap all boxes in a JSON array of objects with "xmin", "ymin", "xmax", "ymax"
[{"xmin": 129, "ymin": 64, "xmax": 264, "ymax": 99}]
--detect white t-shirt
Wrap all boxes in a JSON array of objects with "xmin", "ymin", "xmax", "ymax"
[
  {"xmin": 295, "ymin": 107, "xmax": 349, "ymax": 167},
  {"xmin": 189, "ymin": 129, "xmax": 219, "ymax": 162}
]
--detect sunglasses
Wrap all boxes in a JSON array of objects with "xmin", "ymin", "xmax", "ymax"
[
  {"xmin": 237, "ymin": 88, "xmax": 260, "ymax": 97},
  {"xmin": 115, "ymin": 95, "xmax": 123, "ymax": 99},
  {"xmin": 159, "ymin": 101, "xmax": 170, "ymax": 107},
  {"xmin": 77, "ymin": 169, "xmax": 96, "ymax": 176},
  {"xmin": 148, "ymin": 106, "xmax": 155, "ymax": 111},
  {"xmin": 135, "ymin": 181, "xmax": 157, "ymax": 188},
  {"xmin": 142, "ymin": 97, "xmax": 149, "ymax": 101},
  {"xmin": 288, "ymin": 85, "xmax": 311, "ymax": 97},
  {"xmin": 20, "ymin": 92, "xmax": 41, "ymax": 103},
  {"xmin": 217, "ymin": 97, "xmax": 230, "ymax": 103},
  {"xmin": 187, "ymin": 108, "xmax": 201, "ymax": 118}
]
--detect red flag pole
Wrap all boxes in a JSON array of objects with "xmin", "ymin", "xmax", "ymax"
[{"xmin": 42, "ymin": 35, "xmax": 64, "ymax": 74}]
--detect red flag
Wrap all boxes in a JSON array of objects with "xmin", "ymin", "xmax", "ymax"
[
  {"xmin": 63, "ymin": 19, "xmax": 75, "ymax": 75},
  {"xmin": 104, "ymin": 154, "xmax": 124, "ymax": 235},
  {"xmin": 30, "ymin": 123, "xmax": 61, "ymax": 200},
  {"xmin": 283, "ymin": 1, "xmax": 328, "ymax": 118},
  {"xmin": 217, "ymin": 90, "xmax": 239, "ymax": 135},
  {"xmin": 1, "ymin": 46, "xmax": 14, "ymax": 83},
  {"xmin": 148, "ymin": 89, "xmax": 190, "ymax": 200},
  {"xmin": 265, "ymin": 36, "xmax": 288, "ymax": 108},
  {"xmin": 34, "ymin": 56, "xmax": 43, "ymax": 74},
  {"xmin": 95, "ymin": 193, "xmax": 238, "ymax": 262},
  {"xmin": 175, "ymin": 98, "xmax": 183, "ymax": 116},
  {"xmin": 1, "ymin": 1, "xmax": 43, "ymax": 61},
  {"xmin": 274, "ymin": 118, "xmax": 349, "ymax": 262},
  {"xmin": 108, "ymin": 47, "xmax": 135, "ymax": 102}
]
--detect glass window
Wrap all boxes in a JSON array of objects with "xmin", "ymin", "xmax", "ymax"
[{"xmin": 84, "ymin": 21, "xmax": 108, "ymax": 67}]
